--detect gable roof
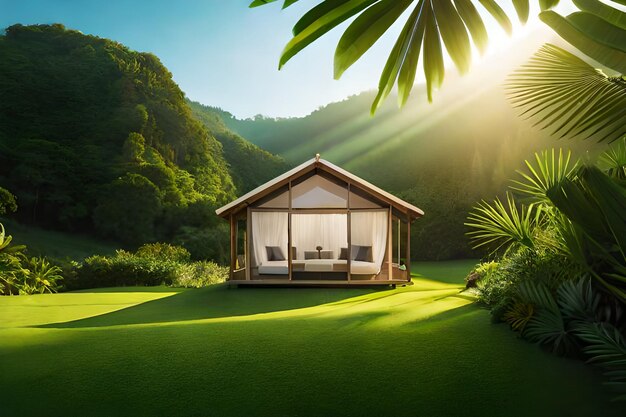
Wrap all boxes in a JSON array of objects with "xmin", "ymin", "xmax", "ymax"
[{"xmin": 216, "ymin": 157, "xmax": 424, "ymax": 219}]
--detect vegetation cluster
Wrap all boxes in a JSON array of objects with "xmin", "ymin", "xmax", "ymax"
[{"xmin": 465, "ymin": 141, "xmax": 626, "ymax": 399}]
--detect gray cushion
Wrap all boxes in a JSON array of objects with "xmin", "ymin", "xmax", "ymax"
[
  {"xmin": 304, "ymin": 251, "xmax": 319, "ymax": 260},
  {"xmin": 320, "ymin": 250, "xmax": 334, "ymax": 259},
  {"xmin": 266, "ymin": 246, "xmax": 285, "ymax": 261},
  {"xmin": 355, "ymin": 246, "xmax": 373, "ymax": 262},
  {"xmin": 350, "ymin": 245, "xmax": 373, "ymax": 262},
  {"xmin": 339, "ymin": 247, "xmax": 348, "ymax": 260}
]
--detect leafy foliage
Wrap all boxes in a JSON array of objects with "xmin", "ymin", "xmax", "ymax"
[
  {"xmin": 574, "ymin": 322, "xmax": 626, "ymax": 400},
  {"xmin": 0, "ymin": 187, "xmax": 17, "ymax": 215},
  {"xmin": 187, "ymin": 101, "xmax": 288, "ymax": 193},
  {"xmin": 539, "ymin": 1, "xmax": 626, "ymax": 74},
  {"xmin": 251, "ymin": 0, "xmax": 537, "ymax": 110},
  {"xmin": 511, "ymin": 148, "xmax": 579, "ymax": 204},
  {"xmin": 507, "ymin": 44, "xmax": 626, "ymax": 143},
  {"xmin": 599, "ymin": 136, "xmax": 626, "ymax": 180},
  {"xmin": 19, "ymin": 257, "xmax": 63, "ymax": 294},
  {"xmin": 0, "ymin": 222, "xmax": 63, "ymax": 295},
  {"xmin": 69, "ymin": 243, "xmax": 228, "ymax": 290},
  {"xmin": 465, "ymin": 192, "xmax": 541, "ymax": 253},
  {"xmin": 546, "ymin": 165, "xmax": 626, "ymax": 303}
]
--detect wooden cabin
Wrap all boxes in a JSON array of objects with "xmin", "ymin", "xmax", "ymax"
[{"xmin": 215, "ymin": 155, "xmax": 424, "ymax": 286}]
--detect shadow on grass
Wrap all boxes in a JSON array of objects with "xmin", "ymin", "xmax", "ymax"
[{"xmin": 40, "ymin": 285, "xmax": 383, "ymax": 329}]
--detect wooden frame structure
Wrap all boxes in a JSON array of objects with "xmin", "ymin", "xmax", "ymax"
[{"xmin": 216, "ymin": 156, "xmax": 424, "ymax": 287}]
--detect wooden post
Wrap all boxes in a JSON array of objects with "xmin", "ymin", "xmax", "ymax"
[
  {"xmin": 288, "ymin": 181, "xmax": 293, "ymax": 281},
  {"xmin": 347, "ymin": 183, "xmax": 351, "ymax": 282},
  {"xmin": 406, "ymin": 218, "xmax": 411, "ymax": 282},
  {"xmin": 246, "ymin": 207, "xmax": 251, "ymax": 280},
  {"xmin": 387, "ymin": 207, "xmax": 392, "ymax": 281},
  {"xmin": 229, "ymin": 214, "xmax": 235, "ymax": 281}
]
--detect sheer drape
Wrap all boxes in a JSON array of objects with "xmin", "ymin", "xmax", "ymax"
[
  {"xmin": 351, "ymin": 211, "xmax": 388, "ymax": 271},
  {"xmin": 291, "ymin": 214, "xmax": 347, "ymax": 259},
  {"xmin": 251, "ymin": 212, "xmax": 288, "ymax": 266},
  {"xmin": 251, "ymin": 211, "xmax": 387, "ymax": 271}
]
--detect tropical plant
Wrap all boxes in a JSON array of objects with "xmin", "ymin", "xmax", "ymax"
[
  {"xmin": 511, "ymin": 148, "xmax": 579, "ymax": 205},
  {"xmin": 503, "ymin": 299, "xmax": 534, "ymax": 332},
  {"xmin": 546, "ymin": 166, "xmax": 626, "ymax": 303},
  {"xmin": 516, "ymin": 280, "xmax": 575, "ymax": 354},
  {"xmin": 0, "ymin": 187, "xmax": 17, "ymax": 215},
  {"xmin": 250, "ymin": 0, "xmax": 626, "ymax": 117},
  {"xmin": 0, "ymin": 222, "xmax": 27, "ymax": 295},
  {"xmin": 599, "ymin": 136, "xmax": 626, "ymax": 180},
  {"xmin": 507, "ymin": 44, "xmax": 626, "ymax": 143},
  {"xmin": 19, "ymin": 257, "xmax": 63, "ymax": 294},
  {"xmin": 465, "ymin": 192, "xmax": 541, "ymax": 254},
  {"xmin": 574, "ymin": 322, "xmax": 626, "ymax": 401}
]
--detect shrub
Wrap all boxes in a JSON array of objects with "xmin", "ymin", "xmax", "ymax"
[
  {"xmin": 73, "ymin": 251, "xmax": 180, "ymax": 289},
  {"xmin": 135, "ymin": 242, "xmax": 191, "ymax": 263},
  {"xmin": 70, "ymin": 244, "xmax": 227, "ymax": 290},
  {"xmin": 19, "ymin": 257, "xmax": 63, "ymax": 294},
  {"xmin": 172, "ymin": 261, "xmax": 228, "ymax": 288}
]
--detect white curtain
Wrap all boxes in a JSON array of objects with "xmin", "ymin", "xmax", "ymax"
[
  {"xmin": 351, "ymin": 211, "xmax": 388, "ymax": 269},
  {"xmin": 251, "ymin": 212, "xmax": 288, "ymax": 266},
  {"xmin": 291, "ymin": 214, "xmax": 347, "ymax": 260}
]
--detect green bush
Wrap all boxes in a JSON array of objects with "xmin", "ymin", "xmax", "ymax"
[
  {"xmin": 172, "ymin": 261, "xmax": 227, "ymax": 288},
  {"xmin": 471, "ymin": 248, "xmax": 583, "ymax": 322},
  {"xmin": 73, "ymin": 251, "xmax": 180, "ymax": 289},
  {"xmin": 135, "ymin": 242, "xmax": 191, "ymax": 263},
  {"xmin": 69, "ymin": 244, "xmax": 227, "ymax": 290}
]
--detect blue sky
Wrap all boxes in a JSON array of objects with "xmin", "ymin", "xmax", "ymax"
[{"xmin": 1, "ymin": 0, "xmax": 572, "ymax": 118}]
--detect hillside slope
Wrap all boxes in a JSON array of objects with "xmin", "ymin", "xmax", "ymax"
[
  {"xmin": 188, "ymin": 100, "xmax": 288, "ymax": 192},
  {"xmin": 0, "ymin": 24, "xmax": 282, "ymax": 259}
]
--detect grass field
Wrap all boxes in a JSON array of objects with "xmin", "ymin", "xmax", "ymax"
[{"xmin": 0, "ymin": 260, "xmax": 619, "ymax": 417}]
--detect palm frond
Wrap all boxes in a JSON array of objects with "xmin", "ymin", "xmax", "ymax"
[
  {"xmin": 507, "ymin": 43, "xmax": 626, "ymax": 143},
  {"xmin": 511, "ymin": 148, "xmax": 579, "ymax": 204},
  {"xmin": 465, "ymin": 192, "xmax": 540, "ymax": 253},
  {"xmin": 573, "ymin": 321, "xmax": 626, "ymax": 399},
  {"xmin": 599, "ymin": 136, "xmax": 626, "ymax": 180},
  {"xmin": 547, "ymin": 166, "xmax": 626, "ymax": 303},
  {"xmin": 252, "ymin": 0, "xmax": 533, "ymax": 112},
  {"xmin": 517, "ymin": 280, "xmax": 575, "ymax": 354},
  {"xmin": 557, "ymin": 277, "xmax": 600, "ymax": 323}
]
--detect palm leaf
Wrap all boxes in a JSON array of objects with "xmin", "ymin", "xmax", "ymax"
[
  {"xmin": 546, "ymin": 166, "xmax": 626, "ymax": 303},
  {"xmin": 598, "ymin": 136, "xmax": 626, "ymax": 180},
  {"xmin": 253, "ymin": 0, "xmax": 536, "ymax": 111},
  {"xmin": 507, "ymin": 44, "xmax": 626, "ymax": 143},
  {"xmin": 465, "ymin": 192, "xmax": 540, "ymax": 253},
  {"xmin": 510, "ymin": 149, "xmax": 579, "ymax": 204},
  {"xmin": 573, "ymin": 0, "xmax": 626, "ymax": 30},
  {"xmin": 566, "ymin": 12, "xmax": 626, "ymax": 53},
  {"xmin": 334, "ymin": 0, "xmax": 413, "ymax": 79},
  {"xmin": 573, "ymin": 321, "xmax": 626, "ymax": 399},
  {"xmin": 279, "ymin": 0, "xmax": 379, "ymax": 70},
  {"xmin": 540, "ymin": 10, "xmax": 626, "ymax": 73},
  {"xmin": 517, "ymin": 280, "xmax": 574, "ymax": 354}
]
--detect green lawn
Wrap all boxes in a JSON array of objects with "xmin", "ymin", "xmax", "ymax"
[{"xmin": 0, "ymin": 262, "xmax": 619, "ymax": 417}]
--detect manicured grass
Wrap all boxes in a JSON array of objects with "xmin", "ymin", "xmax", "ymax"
[
  {"xmin": 2, "ymin": 219, "xmax": 118, "ymax": 260},
  {"xmin": 0, "ymin": 262, "xmax": 619, "ymax": 417}
]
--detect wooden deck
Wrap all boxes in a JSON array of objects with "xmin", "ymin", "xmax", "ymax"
[{"xmin": 227, "ymin": 279, "xmax": 412, "ymax": 288}]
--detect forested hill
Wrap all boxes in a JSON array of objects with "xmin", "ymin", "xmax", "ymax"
[
  {"xmin": 187, "ymin": 100, "xmax": 287, "ymax": 193},
  {"xmin": 0, "ymin": 24, "xmax": 284, "ymax": 256},
  {"xmin": 212, "ymin": 34, "xmax": 606, "ymax": 260}
]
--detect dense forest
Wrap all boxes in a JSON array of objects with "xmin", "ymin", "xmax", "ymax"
[
  {"xmin": 211, "ymin": 42, "xmax": 607, "ymax": 260},
  {"xmin": 0, "ymin": 24, "xmax": 285, "ymax": 261}
]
